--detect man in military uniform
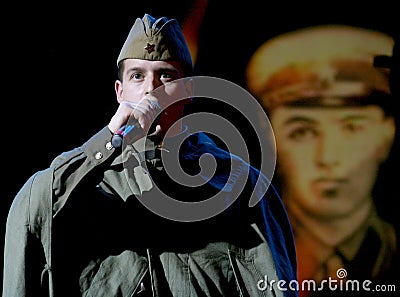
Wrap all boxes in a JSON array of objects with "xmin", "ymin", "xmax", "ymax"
[
  {"xmin": 3, "ymin": 14, "xmax": 297, "ymax": 297},
  {"xmin": 246, "ymin": 25, "xmax": 399, "ymax": 296}
]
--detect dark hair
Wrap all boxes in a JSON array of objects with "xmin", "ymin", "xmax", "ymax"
[{"xmin": 117, "ymin": 62, "xmax": 124, "ymax": 81}]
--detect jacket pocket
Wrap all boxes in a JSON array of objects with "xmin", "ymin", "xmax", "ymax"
[
  {"xmin": 228, "ymin": 242, "xmax": 283, "ymax": 297},
  {"xmin": 79, "ymin": 250, "xmax": 149, "ymax": 297}
]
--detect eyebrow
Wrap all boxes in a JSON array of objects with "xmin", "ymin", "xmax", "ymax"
[
  {"xmin": 126, "ymin": 66, "xmax": 180, "ymax": 74},
  {"xmin": 339, "ymin": 115, "xmax": 370, "ymax": 121},
  {"xmin": 282, "ymin": 113, "xmax": 372, "ymax": 125},
  {"xmin": 283, "ymin": 116, "xmax": 316, "ymax": 125},
  {"xmin": 158, "ymin": 67, "xmax": 181, "ymax": 75},
  {"xmin": 125, "ymin": 66, "xmax": 142, "ymax": 72}
]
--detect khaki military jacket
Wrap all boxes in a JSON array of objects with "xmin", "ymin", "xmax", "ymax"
[{"xmin": 3, "ymin": 126, "xmax": 297, "ymax": 297}]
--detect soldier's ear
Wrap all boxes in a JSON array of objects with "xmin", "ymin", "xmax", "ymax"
[{"xmin": 379, "ymin": 116, "xmax": 396, "ymax": 162}]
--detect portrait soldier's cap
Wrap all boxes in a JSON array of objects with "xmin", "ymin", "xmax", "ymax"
[
  {"xmin": 117, "ymin": 14, "xmax": 193, "ymax": 75},
  {"xmin": 245, "ymin": 25, "xmax": 394, "ymax": 110}
]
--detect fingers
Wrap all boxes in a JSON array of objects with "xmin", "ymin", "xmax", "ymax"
[{"xmin": 120, "ymin": 98, "xmax": 162, "ymax": 130}]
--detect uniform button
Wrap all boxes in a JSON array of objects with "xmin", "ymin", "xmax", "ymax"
[
  {"xmin": 95, "ymin": 152, "xmax": 103, "ymax": 160},
  {"xmin": 106, "ymin": 141, "xmax": 114, "ymax": 150}
]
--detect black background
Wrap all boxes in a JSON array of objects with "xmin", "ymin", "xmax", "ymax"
[{"xmin": 1, "ymin": 1, "xmax": 398, "ymax": 293}]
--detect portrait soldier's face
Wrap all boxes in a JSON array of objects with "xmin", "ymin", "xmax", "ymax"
[{"xmin": 270, "ymin": 103, "xmax": 395, "ymax": 220}]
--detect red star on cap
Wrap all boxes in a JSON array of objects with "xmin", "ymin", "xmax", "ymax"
[{"xmin": 144, "ymin": 43, "xmax": 155, "ymax": 53}]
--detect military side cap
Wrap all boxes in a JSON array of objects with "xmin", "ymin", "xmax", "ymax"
[
  {"xmin": 245, "ymin": 25, "xmax": 394, "ymax": 109},
  {"xmin": 374, "ymin": 37, "xmax": 399, "ymax": 96},
  {"xmin": 117, "ymin": 14, "xmax": 193, "ymax": 75}
]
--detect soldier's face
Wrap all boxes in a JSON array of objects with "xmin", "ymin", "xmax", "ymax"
[
  {"xmin": 116, "ymin": 59, "xmax": 192, "ymax": 137},
  {"xmin": 270, "ymin": 104, "xmax": 395, "ymax": 219}
]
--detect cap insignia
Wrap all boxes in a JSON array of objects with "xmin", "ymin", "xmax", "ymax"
[{"xmin": 144, "ymin": 43, "xmax": 155, "ymax": 53}]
